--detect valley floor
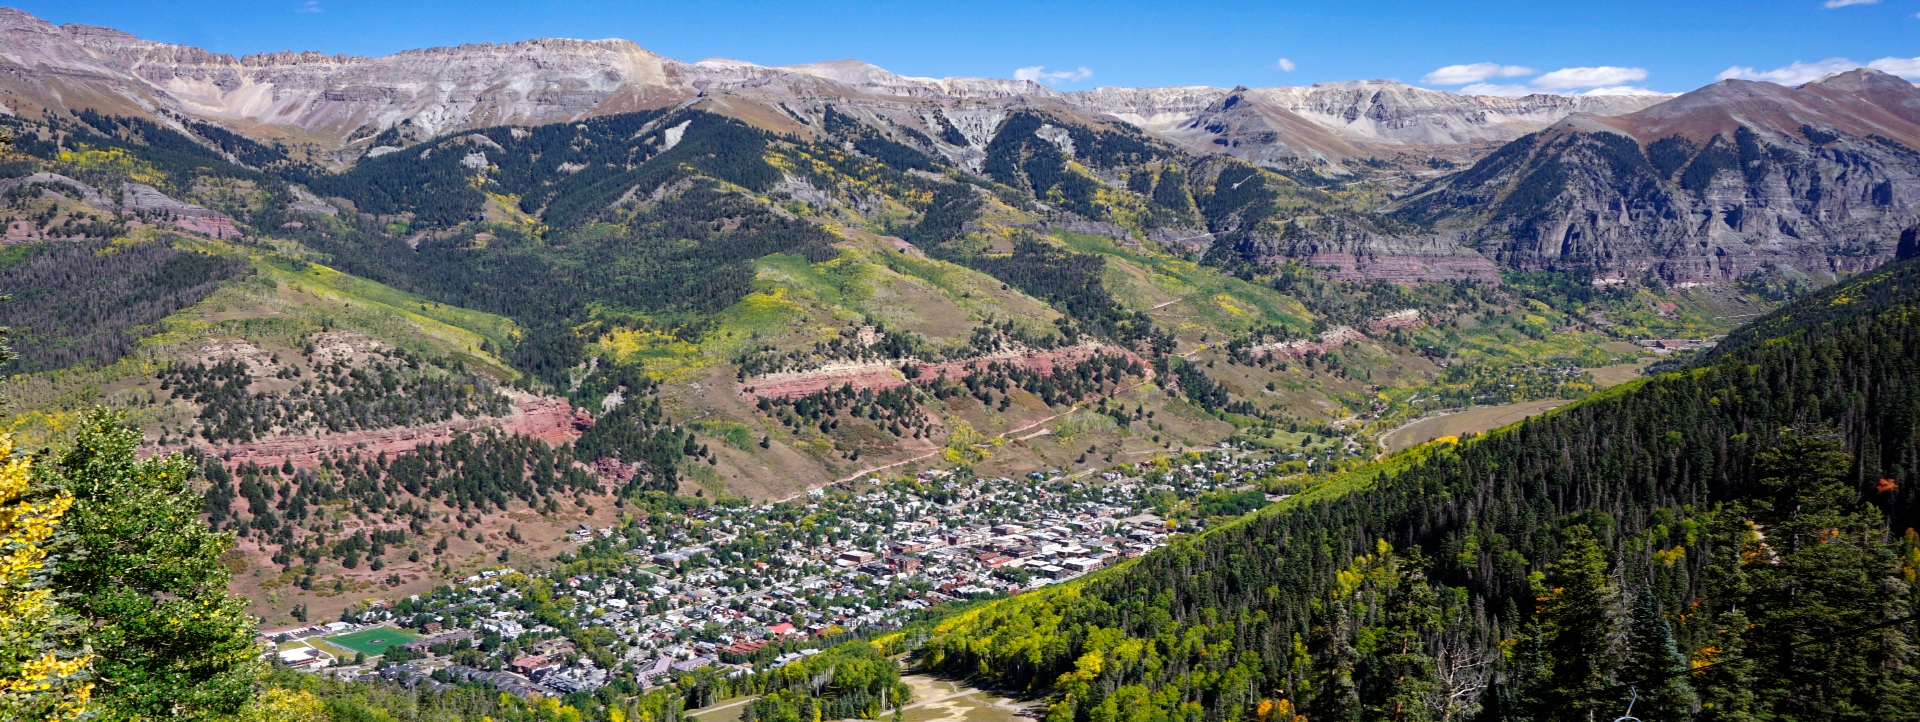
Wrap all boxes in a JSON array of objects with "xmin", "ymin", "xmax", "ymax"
[{"xmin": 1376, "ymin": 357, "xmax": 1655, "ymax": 452}]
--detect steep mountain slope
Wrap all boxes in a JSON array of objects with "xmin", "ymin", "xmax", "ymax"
[
  {"xmin": 926, "ymin": 252, "xmax": 1920, "ymax": 722},
  {"xmin": 1396, "ymin": 69, "xmax": 1920, "ymax": 283}
]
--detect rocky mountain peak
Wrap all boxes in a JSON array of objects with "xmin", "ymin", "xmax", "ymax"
[
  {"xmin": 1616, "ymin": 68, "xmax": 1920, "ymax": 147},
  {"xmin": 1803, "ymin": 66, "xmax": 1914, "ymax": 93}
]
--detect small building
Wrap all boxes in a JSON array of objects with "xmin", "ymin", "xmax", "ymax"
[
  {"xmin": 276, "ymin": 647, "xmax": 323, "ymax": 667},
  {"xmin": 838, "ymin": 550, "xmax": 876, "ymax": 565}
]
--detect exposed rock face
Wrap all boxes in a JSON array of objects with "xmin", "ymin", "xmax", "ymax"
[
  {"xmin": 1399, "ymin": 70, "xmax": 1920, "ymax": 283},
  {"xmin": 1247, "ymin": 326, "xmax": 1368, "ymax": 359},
  {"xmin": 287, "ymin": 186, "xmax": 337, "ymax": 215},
  {"xmin": 1232, "ymin": 219, "xmax": 1502, "ymax": 283},
  {"xmin": 0, "ymin": 7, "xmax": 1659, "ymax": 169},
  {"xmin": 741, "ymin": 344, "xmax": 1143, "ymax": 401},
  {"xmin": 7, "ymin": 7, "xmax": 1897, "ymax": 285},
  {"xmin": 120, "ymin": 182, "xmax": 243, "ymax": 239},
  {"xmin": 0, "ymin": 173, "xmax": 114, "ymax": 210},
  {"xmin": 1078, "ymin": 81, "xmax": 1667, "ymax": 166}
]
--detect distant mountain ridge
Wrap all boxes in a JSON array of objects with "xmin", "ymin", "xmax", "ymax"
[
  {"xmin": 1389, "ymin": 69, "xmax": 1920, "ymax": 283},
  {"xmin": 0, "ymin": 7, "xmax": 1663, "ymax": 168},
  {"xmin": 4, "ymin": 6, "xmax": 1917, "ymax": 284}
]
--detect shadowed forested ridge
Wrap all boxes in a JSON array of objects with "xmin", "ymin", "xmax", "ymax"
[
  {"xmin": 1704, "ymin": 245, "xmax": 1920, "ymax": 364},
  {"xmin": 0, "ymin": 238, "xmax": 252, "ymax": 373},
  {"xmin": 925, "ymin": 256, "xmax": 1920, "ymax": 722}
]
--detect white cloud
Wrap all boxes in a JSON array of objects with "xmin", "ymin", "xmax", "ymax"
[
  {"xmin": 1531, "ymin": 66, "xmax": 1648, "ymax": 90},
  {"xmin": 1868, "ymin": 56, "xmax": 1920, "ymax": 76},
  {"xmin": 1451, "ymin": 65, "xmax": 1666, "ymax": 96},
  {"xmin": 1824, "ymin": 0, "xmax": 1879, "ymax": 7},
  {"xmin": 1718, "ymin": 57, "xmax": 1858, "ymax": 83},
  {"xmin": 1717, "ymin": 55, "xmax": 1920, "ymax": 84},
  {"xmin": 1458, "ymin": 83, "xmax": 1537, "ymax": 97},
  {"xmin": 1013, "ymin": 65, "xmax": 1093, "ymax": 84},
  {"xmin": 1422, "ymin": 62, "xmax": 1535, "ymax": 85},
  {"xmin": 1274, "ymin": 58, "xmax": 1297, "ymax": 72},
  {"xmin": 1580, "ymin": 86, "xmax": 1671, "ymax": 96},
  {"xmin": 294, "ymin": 0, "xmax": 321, "ymax": 12}
]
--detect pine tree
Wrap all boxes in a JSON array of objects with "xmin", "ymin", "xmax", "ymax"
[
  {"xmin": 1358, "ymin": 554, "xmax": 1442, "ymax": 722},
  {"xmin": 1310, "ymin": 599, "xmax": 1360, "ymax": 721},
  {"xmin": 1709, "ymin": 431, "xmax": 1920, "ymax": 720},
  {"xmin": 1480, "ymin": 617, "xmax": 1550, "ymax": 722},
  {"xmin": 1620, "ymin": 593, "xmax": 1695, "ymax": 721},
  {"xmin": 1533, "ymin": 527, "xmax": 1622, "ymax": 720},
  {"xmin": 1691, "ymin": 605, "xmax": 1756, "ymax": 722}
]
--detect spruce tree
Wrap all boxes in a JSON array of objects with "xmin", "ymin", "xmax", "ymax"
[
  {"xmin": 1358, "ymin": 556, "xmax": 1442, "ymax": 722},
  {"xmin": 1534, "ymin": 527, "xmax": 1622, "ymax": 720},
  {"xmin": 1739, "ymin": 432, "xmax": 1919, "ymax": 719},
  {"xmin": 1620, "ymin": 593, "xmax": 1696, "ymax": 721},
  {"xmin": 1309, "ymin": 598, "xmax": 1360, "ymax": 722},
  {"xmin": 1691, "ymin": 607, "xmax": 1756, "ymax": 722}
]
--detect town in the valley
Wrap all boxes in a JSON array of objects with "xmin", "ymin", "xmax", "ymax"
[{"xmin": 266, "ymin": 446, "xmax": 1292, "ymax": 698}]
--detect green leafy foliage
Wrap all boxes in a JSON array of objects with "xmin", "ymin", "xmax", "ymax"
[
  {"xmin": 981, "ymin": 112, "xmax": 1160, "ymax": 220},
  {"xmin": 64, "ymin": 110, "xmax": 279, "ymax": 189},
  {"xmin": 1679, "ymin": 135, "xmax": 1740, "ymax": 195},
  {"xmin": 822, "ymin": 105, "xmax": 941, "ymax": 173},
  {"xmin": 956, "ymin": 239, "xmax": 1165, "ymax": 347},
  {"xmin": 573, "ymin": 390, "xmax": 698, "ymax": 494},
  {"xmin": 38, "ymin": 411, "xmax": 260, "ymax": 719},
  {"xmin": 743, "ymin": 643, "xmax": 909, "ymax": 722},
  {"xmin": 1646, "ymin": 135, "xmax": 1698, "ymax": 179}
]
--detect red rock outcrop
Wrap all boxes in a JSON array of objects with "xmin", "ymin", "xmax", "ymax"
[
  {"xmin": 1368, "ymin": 309, "xmax": 1424, "ymax": 333},
  {"xmin": 120, "ymin": 182, "xmax": 244, "ymax": 240},
  {"xmin": 1247, "ymin": 326, "xmax": 1368, "ymax": 359},
  {"xmin": 147, "ymin": 390, "xmax": 590, "ymax": 469},
  {"xmin": 740, "ymin": 344, "xmax": 1145, "ymax": 400}
]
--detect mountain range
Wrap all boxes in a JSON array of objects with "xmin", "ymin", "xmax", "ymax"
[
  {"xmin": 0, "ymin": 7, "xmax": 1660, "ymax": 167},
  {"xmin": 5, "ymin": 7, "xmax": 1916, "ymax": 284}
]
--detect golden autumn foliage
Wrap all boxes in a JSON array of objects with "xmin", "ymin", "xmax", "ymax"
[
  {"xmin": 0, "ymin": 435, "xmax": 91, "ymax": 720},
  {"xmin": 238, "ymin": 688, "xmax": 328, "ymax": 722}
]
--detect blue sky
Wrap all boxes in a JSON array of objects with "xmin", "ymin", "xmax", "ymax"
[{"xmin": 14, "ymin": 0, "xmax": 1920, "ymax": 95}]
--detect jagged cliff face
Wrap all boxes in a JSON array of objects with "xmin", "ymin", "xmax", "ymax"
[
  {"xmin": 58, "ymin": 24, "xmax": 681, "ymax": 142},
  {"xmin": 1398, "ymin": 70, "xmax": 1920, "ymax": 283},
  {"xmin": 0, "ymin": 7, "xmax": 1658, "ymax": 168},
  {"xmin": 1183, "ymin": 157, "xmax": 1500, "ymax": 283}
]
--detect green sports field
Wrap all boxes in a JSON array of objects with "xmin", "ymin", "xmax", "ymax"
[{"xmin": 325, "ymin": 627, "xmax": 420, "ymax": 656}]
